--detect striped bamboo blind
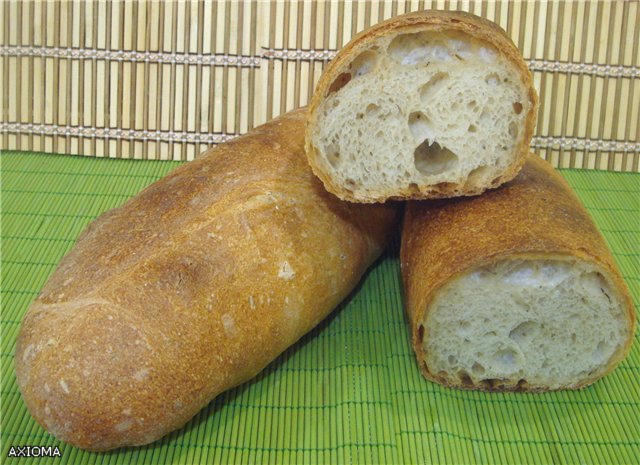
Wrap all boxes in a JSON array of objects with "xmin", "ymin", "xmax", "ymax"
[{"xmin": 1, "ymin": 1, "xmax": 639, "ymax": 171}]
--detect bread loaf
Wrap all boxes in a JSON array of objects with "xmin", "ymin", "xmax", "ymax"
[
  {"xmin": 401, "ymin": 154, "xmax": 635, "ymax": 391},
  {"xmin": 15, "ymin": 109, "xmax": 398, "ymax": 450},
  {"xmin": 306, "ymin": 10, "xmax": 538, "ymax": 202}
]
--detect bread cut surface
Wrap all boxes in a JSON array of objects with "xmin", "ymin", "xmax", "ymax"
[
  {"xmin": 401, "ymin": 154, "xmax": 635, "ymax": 391},
  {"xmin": 14, "ymin": 108, "xmax": 398, "ymax": 450},
  {"xmin": 306, "ymin": 10, "xmax": 538, "ymax": 202},
  {"xmin": 425, "ymin": 258, "xmax": 630, "ymax": 390}
]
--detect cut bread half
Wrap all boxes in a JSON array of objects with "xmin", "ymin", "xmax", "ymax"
[
  {"xmin": 401, "ymin": 155, "xmax": 635, "ymax": 391},
  {"xmin": 306, "ymin": 10, "xmax": 538, "ymax": 202}
]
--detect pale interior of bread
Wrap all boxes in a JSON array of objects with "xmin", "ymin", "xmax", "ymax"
[
  {"xmin": 421, "ymin": 258, "xmax": 629, "ymax": 389},
  {"xmin": 311, "ymin": 30, "xmax": 532, "ymax": 199}
]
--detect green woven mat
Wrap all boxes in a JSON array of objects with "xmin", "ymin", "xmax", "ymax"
[{"xmin": 1, "ymin": 151, "xmax": 638, "ymax": 465}]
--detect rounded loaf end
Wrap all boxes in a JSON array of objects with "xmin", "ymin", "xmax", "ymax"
[{"xmin": 15, "ymin": 299, "xmax": 198, "ymax": 451}]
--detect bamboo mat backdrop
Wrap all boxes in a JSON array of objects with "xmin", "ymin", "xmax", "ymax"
[{"xmin": 1, "ymin": 1, "xmax": 639, "ymax": 171}]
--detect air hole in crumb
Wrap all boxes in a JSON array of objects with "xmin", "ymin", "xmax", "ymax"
[
  {"xmin": 408, "ymin": 111, "xmax": 434, "ymax": 141},
  {"xmin": 448, "ymin": 355, "xmax": 458, "ymax": 365},
  {"xmin": 509, "ymin": 321, "xmax": 539, "ymax": 346},
  {"xmin": 493, "ymin": 349, "xmax": 518, "ymax": 370},
  {"xmin": 485, "ymin": 73, "xmax": 500, "ymax": 86},
  {"xmin": 466, "ymin": 166, "xmax": 491, "ymax": 186},
  {"xmin": 513, "ymin": 102, "xmax": 523, "ymax": 114},
  {"xmin": 467, "ymin": 100, "xmax": 477, "ymax": 109},
  {"xmin": 408, "ymin": 183, "xmax": 421, "ymax": 194},
  {"xmin": 327, "ymin": 151, "xmax": 341, "ymax": 168},
  {"xmin": 325, "ymin": 144, "xmax": 341, "ymax": 168},
  {"xmin": 414, "ymin": 140, "xmax": 458, "ymax": 176},
  {"xmin": 468, "ymin": 124, "xmax": 477, "ymax": 133},
  {"xmin": 419, "ymin": 72, "xmax": 449, "ymax": 102},
  {"xmin": 508, "ymin": 122, "xmax": 518, "ymax": 138},
  {"xmin": 366, "ymin": 103, "xmax": 379, "ymax": 114},
  {"xmin": 472, "ymin": 362, "xmax": 485, "ymax": 375},
  {"xmin": 484, "ymin": 378, "xmax": 503, "ymax": 389},
  {"xmin": 388, "ymin": 33, "xmax": 451, "ymax": 65},
  {"xmin": 345, "ymin": 178, "xmax": 356, "ymax": 187},
  {"xmin": 435, "ymin": 371, "xmax": 448, "ymax": 383},
  {"xmin": 432, "ymin": 182, "xmax": 456, "ymax": 192},
  {"xmin": 328, "ymin": 72, "xmax": 351, "ymax": 94},
  {"xmin": 458, "ymin": 370, "xmax": 473, "ymax": 386},
  {"xmin": 418, "ymin": 325, "xmax": 425, "ymax": 343},
  {"xmin": 350, "ymin": 50, "xmax": 379, "ymax": 77}
]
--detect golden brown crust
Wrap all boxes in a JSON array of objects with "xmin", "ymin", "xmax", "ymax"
[
  {"xmin": 15, "ymin": 108, "xmax": 398, "ymax": 450},
  {"xmin": 306, "ymin": 10, "xmax": 538, "ymax": 203},
  {"xmin": 400, "ymin": 154, "xmax": 636, "ymax": 391}
]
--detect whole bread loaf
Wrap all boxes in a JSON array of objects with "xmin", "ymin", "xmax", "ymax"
[
  {"xmin": 15, "ymin": 109, "xmax": 398, "ymax": 450},
  {"xmin": 401, "ymin": 154, "xmax": 635, "ymax": 391},
  {"xmin": 306, "ymin": 10, "xmax": 538, "ymax": 202}
]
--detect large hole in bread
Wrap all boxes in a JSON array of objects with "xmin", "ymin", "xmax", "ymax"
[
  {"xmin": 419, "ymin": 72, "xmax": 449, "ymax": 102},
  {"xmin": 328, "ymin": 72, "xmax": 351, "ymax": 94},
  {"xmin": 414, "ymin": 140, "xmax": 458, "ymax": 176},
  {"xmin": 388, "ymin": 32, "xmax": 453, "ymax": 65},
  {"xmin": 350, "ymin": 50, "xmax": 378, "ymax": 77},
  {"xmin": 324, "ymin": 144, "xmax": 341, "ymax": 168},
  {"xmin": 465, "ymin": 165, "xmax": 491, "ymax": 187},
  {"xmin": 509, "ymin": 321, "xmax": 540, "ymax": 346}
]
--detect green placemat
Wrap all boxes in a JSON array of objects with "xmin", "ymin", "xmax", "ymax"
[{"xmin": 1, "ymin": 150, "xmax": 639, "ymax": 465}]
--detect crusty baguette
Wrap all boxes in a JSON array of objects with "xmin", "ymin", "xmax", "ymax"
[
  {"xmin": 306, "ymin": 10, "xmax": 538, "ymax": 203},
  {"xmin": 401, "ymin": 154, "xmax": 635, "ymax": 391},
  {"xmin": 15, "ymin": 109, "xmax": 398, "ymax": 451}
]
